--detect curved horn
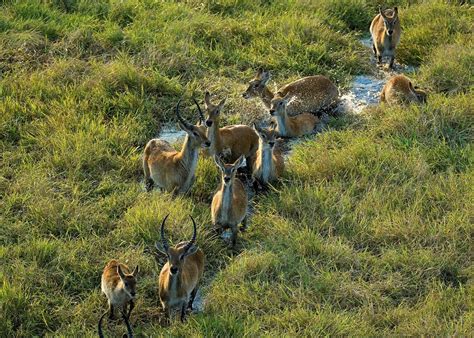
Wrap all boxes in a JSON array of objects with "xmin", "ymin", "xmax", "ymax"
[
  {"xmin": 183, "ymin": 215, "xmax": 197, "ymax": 253},
  {"xmin": 120, "ymin": 308, "xmax": 134, "ymax": 338},
  {"xmin": 98, "ymin": 311, "xmax": 108, "ymax": 338},
  {"xmin": 193, "ymin": 97, "xmax": 205, "ymax": 123},
  {"xmin": 176, "ymin": 99, "xmax": 191, "ymax": 129},
  {"xmin": 160, "ymin": 214, "xmax": 170, "ymax": 253}
]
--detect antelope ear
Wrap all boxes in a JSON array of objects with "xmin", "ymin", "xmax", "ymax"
[
  {"xmin": 132, "ymin": 266, "xmax": 139, "ymax": 277},
  {"xmin": 155, "ymin": 242, "xmax": 168, "ymax": 255},
  {"xmin": 218, "ymin": 98, "xmax": 226, "ymax": 110},
  {"xmin": 261, "ymin": 70, "xmax": 270, "ymax": 85},
  {"xmin": 204, "ymin": 91, "xmax": 211, "ymax": 106},
  {"xmin": 256, "ymin": 67, "xmax": 264, "ymax": 76},
  {"xmin": 117, "ymin": 264, "xmax": 126, "ymax": 280},
  {"xmin": 234, "ymin": 155, "xmax": 246, "ymax": 169},
  {"xmin": 184, "ymin": 244, "xmax": 199, "ymax": 257},
  {"xmin": 393, "ymin": 7, "xmax": 398, "ymax": 15},
  {"xmin": 214, "ymin": 155, "xmax": 225, "ymax": 170},
  {"xmin": 379, "ymin": 6, "xmax": 385, "ymax": 17}
]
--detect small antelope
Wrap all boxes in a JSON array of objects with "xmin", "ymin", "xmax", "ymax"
[
  {"xmin": 143, "ymin": 99, "xmax": 210, "ymax": 194},
  {"xmin": 211, "ymin": 155, "xmax": 248, "ymax": 248},
  {"xmin": 200, "ymin": 91, "xmax": 259, "ymax": 170},
  {"xmin": 242, "ymin": 68, "xmax": 339, "ymax": 115},
  {"xmin": 269, "ymin": 92, "xmax": 318, "ymax": 138},
  {"xmin": 155, "ymin": 214, "xmax": 204, "ymax": 322},
  {"xmin": 99, "ymin": 260, "xmax": 139, "ymax": 338},
  {"xmin": 370, "ymin": 7, "xmax": 401, "ymax": 69},
  {"xmin": 380, "ymin": 75, "xmax": 428, "ymax": 104},
  {"xmin": 252, "ymin": 124, "xmax": 284, "ymax": 185}
]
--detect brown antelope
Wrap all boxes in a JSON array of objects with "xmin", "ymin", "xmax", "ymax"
[
  {"xmin": 99, "ymin": 260, "xmax": 139, "ymax": 338},
  {"xmin": 143, "ymin": 99, "xmax": 210, "ymax": 194},
  {"xmin": 155, "ymin": 214, "xmax": 204, "ymax": 322},
  {"xmin": 370, "ymin": 7, "xmax": 401, "ymax": 69},
  {"xmin": 269, "ymin": 92, "xmax": 318, "ymax": 138},
  {"xmin": 199, "ymin": 91, "xmax": 259, "ymax": 170},
  {"xmin": 242, "ymin": 68, "xmax": 339, "ymax": 115},
  {"xmin": 380, "ymin": 75, "xmax": 428, "ymax": 104},
  {"xmin": 211, "ymin": 155, "xmax": 248, "ymax": 248},
  {"xmin": 252, "ymin": 123, "xmax": 284, "ymax": 185}
]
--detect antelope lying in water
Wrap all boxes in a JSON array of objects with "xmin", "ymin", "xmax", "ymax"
[
  {"xmin": 155, "ymin": 214, "xmax": 204, "ymax": 322},
  {"xmin": 370, "ymin": 7, "xmax": 401, "ymax": 69},
  {"xmin": 242, "ymin": 68, "xmax": 339, "ymax": 116},
  {"xmin": 252, "ymin": 123, "xmax": 284, "ymax": 185},
  {"xmin": 211, "ymin": 155, "xmax": 248, "ymax": 248},
  {"xmin": 143, "ymin": 99, "xmax": 210, "ymax": 194},
  {"xmin": 380, "ymin": 75, "xmax": 428, "ymax": 104},
  {"xmin": 99, "ymin": 260, "xmax": 139, "ymax": 338}
]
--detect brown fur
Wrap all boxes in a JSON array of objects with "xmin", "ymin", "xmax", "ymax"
[
  {"xmin": 143, "ymin": 104, "xmax": 210, "ymax": 194},
  {"xmin": 370, "ymin": 7, "xmax": 401, "ymax": 68},
  {"xmin": 202, "ymin": 92, "xmax": 259, "ymax": 169},
  {"xmin": 242, "ymin": 69, "xmax": 339, "ymax": 116},
  {"xmin": 252, "ymin": 124, "xmax": 284, "ymax": 184},
  {"xmin": 380, "ymin": 75, "xmax": 428, "ymax": 105},
  {"xmin": 211, "ymin": 156, "xmax": 248, "ymax": 248},
  {"xmin": 270, "ymin": 93, "xmax": 318, "ymax": 137}
]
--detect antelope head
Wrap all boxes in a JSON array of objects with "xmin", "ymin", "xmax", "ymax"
[
  {"xmin": 214, "ymin": 155, "xmax": 245, "ymax": 186},
  {"xmin": 379, "ymin": 6, "xmax": 399, "ymax": 36},
  {"xmin": 202, "ymin": 91, "xmax": 226, "ymax": 128},
  {"xmin": 176, "ymin": 99, "xmax": 210, "ymax": 149},
  {"xmin": 253, "ymin": 123, "xmax": 278, "ymax": 149},
  {"xmin": 242, "ymin": 68, "xmax": 271, "ymax": 99}
]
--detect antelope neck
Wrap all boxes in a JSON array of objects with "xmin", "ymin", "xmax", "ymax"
[{"xmin": 261, "ymin": 86, "xmax": 274, "ymax": 109}]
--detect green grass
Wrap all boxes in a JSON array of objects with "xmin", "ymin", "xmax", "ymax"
[{"xmin": 1, "ymin": 0, "xmax": 473, "ymax": 336}]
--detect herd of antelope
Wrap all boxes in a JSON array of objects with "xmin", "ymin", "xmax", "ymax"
[{"xmin": 98, "ymin": 7, "xmax": 429, "ymax": 337}]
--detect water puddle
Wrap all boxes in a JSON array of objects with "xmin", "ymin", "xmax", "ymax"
[
  {"xmin": 158, "ymin": 125, "xmax": 186, "ymax": 144},
  {"xmin": 338, "ymin": 75, "xmax": 386, "ymax": 114}
]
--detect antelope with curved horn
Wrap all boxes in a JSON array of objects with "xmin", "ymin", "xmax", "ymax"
[
  {"xmin": 252, "ymin": 123, "xmax": 284, "ymax": 185},
  {"xmin": 242, "ymin": 69, "xmax": 339, "ymax": 116},
  {"xmin": 143, "ymin": 99, "xmax": 210, "ymax": 194},
  {"xmin": 380, "ymin": 75, "xmax": 428, "ymax": 104},
  {"xmin": 155, "ymin": 214, "xmax": 204, "ymax": 322},
  {"xmin": 211, "ymin": 155, "xmax": 248, "ymax": 248},
  {"xmin": 370, "ymin": 6, "xmax": 401, "ymax": 69},
  {"xmin": 198, "ymin": 91, "xmax": 259, "ymax": 171},
  {"xmin": 269, "ymin": 92, "xmax": 318, "ymax": 138},
  {"xmin": 99, "ymin": 260, "xmax": 139, "ymax": 338}
]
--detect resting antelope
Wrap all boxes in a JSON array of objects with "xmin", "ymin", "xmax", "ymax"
[
  {"xmin": 211, "ymin": 155, "xmax": 248, "ymax": 248},
  {"xmin": 252, "ymin": 124, "xmax": 284, "ymax": 185},
  {"xmin": 99, "ymin": 260, "xmax": 139, "ymax": 338},
  {"xmin": 269, "ymin": 92, "xmax": 318, "ymax": 137},
  {"xmin": 380, "ymin": 75, "xmax": 428, "ymax": 104},
  {"xmin": 199, "ymin": 91, "xmax": 259, "ymax": 170},
  {"xmin": 242, "ymin": 68, "xmax": 339, "ymax": 116},
  {"xmin": 370, "ymin": 7, "xmax": 401, "ymax": 69},
  {"xmin": 155, "ymin": 214, "xmax": 204, "ymax": 322},
  {"xmin": 143, "ymin": 99, "xmax": 210, "ymax": 194}
]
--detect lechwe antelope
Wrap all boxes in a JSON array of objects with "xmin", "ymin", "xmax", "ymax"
[
  {"xmin": 380, "ymin": 75, "xmax": 428, "ymax": 104},
  {"xmin": 269, "ymin": 92, "xmax": 318, "ymax": 137},
  {"xmin": 143, "ymin": 99, "xmax": 210, "ymax": 194},
  {"xmin": 99, "ymin": 260, "xmax": 139, "ymax": 338},
  {"xmin": 242, "ymin": 68, "xmax": 339, "ymax": 116},
  {"xmin": 370, "ymin": 6, "xmax": 401, "ymax": 69},
  {"xmin": 252, "ymin": 123, "xmax": 284, "ymax": 185},
  {"xmin": 199, "ymin": 91, "xmax": 259, "ymax": 170},
  {"xmin": 212, "ymin": 155, "xmax": 248, "ymax": 248},
  {"xmin": 155, "ymin": 214, "xmax": 204, "ymax": 322}
]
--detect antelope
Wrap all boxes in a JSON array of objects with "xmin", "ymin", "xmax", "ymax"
[
  {"xmin": 99, "ymin": 260, "xmax": 139, "ymax": 338},
  {"xmin": 242, "ymin": 68, "xmax": 339, "ymax": 116},
  {"xmin": 380, "ymin": 75, "xmax": 428, "ymax": 104},
  {"xmin": 211, "ymin": 155, "xmax": 248, "ymax": 248},
  {"xmin": 252, "ymin": 123, "xmax": 284, "ymax": 185},
  {"xmin": 155, "ymin": 214, "xmax": 204, "ymax": 322},
  {"xmin": 370, "ymin": 7, "xmax": 401, "ymax": 69},
  {"xmin": 143, "ymin": 99, "xmax": 210, "ymax": 194},
  {"xmin": 269, "ymin": 92, "xmax": 318, "ymax": 137},
  {"xmin": 199, "ymin": 91, "xmax": 259, "ymax": 170}
]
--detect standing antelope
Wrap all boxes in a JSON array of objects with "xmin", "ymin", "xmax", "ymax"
[
  {"xmin": 99, "ymin": 260, "xmax": 139, "ymax": 338},
  {"xmin": 242, "ymin": 68, "xmax": 339, "ymax": 116},
  {"xmin": 143, "ymin": 99, "xmax": 210, "ymax": 194},
  {"xmin": 155, "ymin": 214, "xmax": 204, "ymax": 322},
  {"xmin": 380, "ymin": 75, "xmax": 428, "ymax": 104},
  {"xmin": 269, "ymin": 92, "xmax": 318, "ymax": 137},
  {"xmin": 370, "ymin": 7, "xmax": 401, "ymax": 69},
  {"xmin": 199, "ymin": 91, "xmax": 259, "ymax": 170},
  {"xmin": 211, "ymin": 155, "xmax": 248, "ymax": 248},
  {"xmin": 252, "ymin": 124, "xmax": 284, "ymax": 185}
]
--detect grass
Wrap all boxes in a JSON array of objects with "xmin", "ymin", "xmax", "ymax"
[{"xmin": 1, "ymin": 0, "xmax": 473, "ymax": 336}]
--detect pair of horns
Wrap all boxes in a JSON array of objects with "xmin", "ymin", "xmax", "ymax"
[
  {"xmin": 176, "ymin": 98, "xmax": 205, "ymax": 126},
  {"xmin": 159, "ymin": 214, "xmax": 197, "ymax": 253}
]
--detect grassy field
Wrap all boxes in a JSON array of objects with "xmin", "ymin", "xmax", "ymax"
[{"xmin": 1, "ymin": 0, "xmax": 473, "ymax": 336}]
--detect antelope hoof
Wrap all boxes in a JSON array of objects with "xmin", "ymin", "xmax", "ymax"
[{"xmin": 145, "ymin": 178, "xmax": 154, "ymax": 192}]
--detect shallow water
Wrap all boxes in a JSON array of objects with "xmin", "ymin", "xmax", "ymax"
[
  {"xmin": 338, "ymin": 75, "xmax": 386, "ymax": 114},
  {"xmin": 158, "ymin": 125, "xmax": 187, "ymax": 144}
]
